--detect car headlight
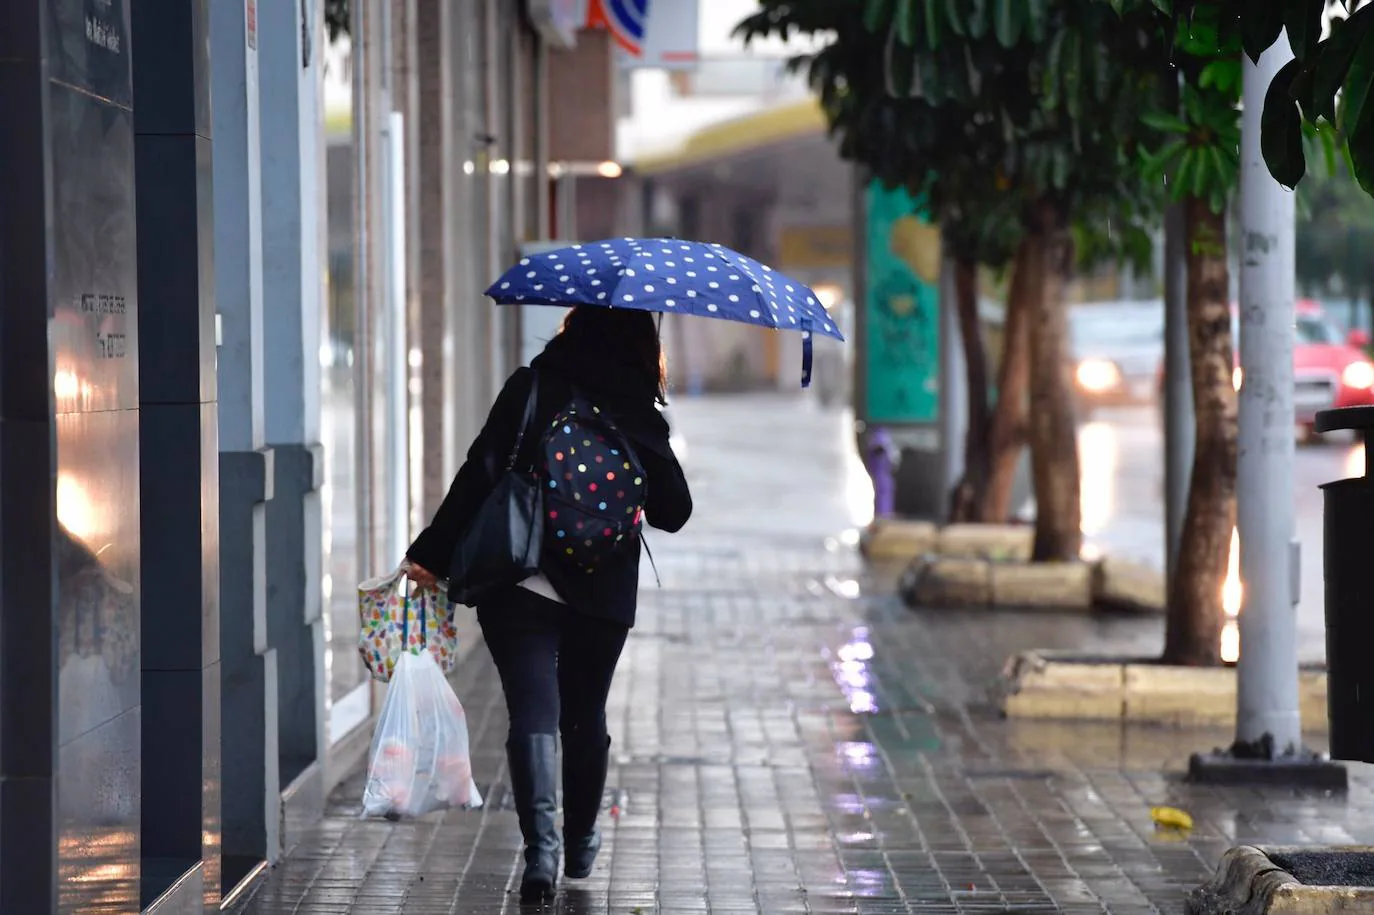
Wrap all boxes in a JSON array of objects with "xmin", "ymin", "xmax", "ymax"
[
  {"xmin": 1233, "ymin": 366, "xmax": 1242, "ymax": 391},
  {"xmin": 1075, "ymin": 359, "xmax": 1121, "ymax": 393},
  {"xmin": 1342, "ymin": 360, "xmax": 1374, "ymax": 390}
]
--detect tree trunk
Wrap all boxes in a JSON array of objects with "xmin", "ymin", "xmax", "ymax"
[
  {"xmin": 948, "ymin": 254, "xmax": 992, "ymax": 522},
  {"xmin": 1024, "ymin": 202, "xmax": 1082, "ymax": 561},
  {"xmin": 979, "ymin": 238, "xmax": 1033, "ymax": 523},
  {"xmin": 1162, "ymin": 198, "xmax": 1236, "ymax": 667}
]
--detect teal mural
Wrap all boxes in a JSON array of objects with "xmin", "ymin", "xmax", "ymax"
[{"xmin": 864, "ymin": 181, "xmax": 941, "ymax": 424}]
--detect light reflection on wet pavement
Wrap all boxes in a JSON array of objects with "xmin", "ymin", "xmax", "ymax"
[
  {"xmin": 1075, "ymin": 406, "xmax": 1360, "ymax": 663},
  {"xmin": 243, "ymin": 397, "xmax": 1367, "ymax": 915}
]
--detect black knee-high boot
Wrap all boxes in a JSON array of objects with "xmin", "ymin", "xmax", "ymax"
[
  {"xmin": 507, "ymin": 734, "xmax": 560, "ymax": 901},
  {"xmin": 561, "ymin": 733, "xmax": 611, "ymax": 879}
]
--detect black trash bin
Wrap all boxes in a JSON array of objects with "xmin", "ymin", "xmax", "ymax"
[{"xmin": 1317, "ymin": 405, "xmax": 1374, "ymax": 763}]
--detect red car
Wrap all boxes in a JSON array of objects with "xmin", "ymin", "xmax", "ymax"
[
  {"xmin": 1157, "ymin": 300, "xmax": 1374, "ymax": 441},
  {"xmin": 1287, "ymin": 301, "xmax": 1374, "ymax": 438}
]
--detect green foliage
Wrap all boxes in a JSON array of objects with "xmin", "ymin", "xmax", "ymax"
[
  {"xmin": 739, "ymin": 0, "xmax": 1169, "ymax": 273},
  {"xmin": 1296, "ymin": 153, "xmax": 1374, "ymax": 307},
  {"xmin": 740, "ymin": 0, "xmax": 1026, "ymax": 270},
  {"xmin": 1093, "ymin": 0, "xmax": 1245, "ymax": 214},
  {"xmin": 1112, "ymin": 0, "xmax": 1374, "ymax": 198},
  {"xmin": 1138, "ymin": 85, "xmax": 1240, "ymax": 212}
]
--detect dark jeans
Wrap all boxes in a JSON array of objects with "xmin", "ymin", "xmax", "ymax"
[{"xmin": 477, "ymin": 587, "xmax": 629, "ymax": 742}]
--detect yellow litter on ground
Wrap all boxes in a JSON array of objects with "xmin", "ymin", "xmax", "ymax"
[{"xmin": 1150, "ymin": 806, "xmax": 1194, "ymax": 830}]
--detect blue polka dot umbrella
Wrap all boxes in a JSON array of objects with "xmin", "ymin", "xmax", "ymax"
[{"xmin": 484, "ymin": 237, "xmax": 845, "ymax": 388}]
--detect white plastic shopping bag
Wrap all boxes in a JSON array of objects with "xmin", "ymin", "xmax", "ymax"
[{"xmin": 361, "ymin": 650, "xmax": 484, "ymax": 819}]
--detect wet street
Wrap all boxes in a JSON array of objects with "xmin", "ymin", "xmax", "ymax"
[
  {"xmin": 242, "ymin": 396, "xmax": 1370, "ymax": 914},
  {"xmin": 1078, "ymin": 406, "xmax": 1360, "ymax": 663}
]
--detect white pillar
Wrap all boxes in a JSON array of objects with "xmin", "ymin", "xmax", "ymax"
[
  {"xmin": 258, "ymin": 0, "xmax": 328, "ymax": 803},
  {"xmin": 211, "ymin": 0, "xmax": 281, "ymax": 868},
  {"xmin": 1236, "ymin": 37, "xmax": 1301, "ymax": 750},
  {"xmin": 353, "ymin": 0, "xmax": 390, "ymax": 577},
  {"xmin": 448, "ymin": 0, "xmax": 486, "ymax": 473}
]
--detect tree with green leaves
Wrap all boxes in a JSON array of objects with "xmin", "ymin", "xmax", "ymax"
[
  {"xmin": 1112, "ymin": 1, "xmax": 1372, "ymax": 195},
  {"xmin": 878, "ymin": 0, "xmax": 1173, "ymax": 564},
  {"xmin": 1117, "ymin": 12, "xmax": 1242, "ymax": 665},
  {"xmin": 738, "ymin": 2, "xmax": 1036, "ymax": 527},
  {"xmin": 1100, "ymin": 0, "xmax": 1344, "ymax": 663},
  {"xmin": 741, "ymin": 0, "xmax": 1167, "ymax": 561}
]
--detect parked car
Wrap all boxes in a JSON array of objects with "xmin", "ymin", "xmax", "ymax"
[
  {"xmin": 1152, "ymin": 299, "xmax": 1374, "ymax": 442},
  {"xmin": 1068, "ymin": 300, "xmax": 1164, "ymax": 417},
  {"xmin": 1286, "ymin": 301, "xmax": 1373, "ymax": 439}
]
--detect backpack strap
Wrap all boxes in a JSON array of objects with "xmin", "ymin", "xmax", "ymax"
[
  {"xmin": 505, "ymin": 370, "xmax": 540, "ymax": 473},
  {"xmin": 641, "ymin": 532, "xmax": 662, "ymax": 588}
]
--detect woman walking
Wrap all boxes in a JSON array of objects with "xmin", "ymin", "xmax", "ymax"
[{"xmin": 405, "ymin": 306, "xmax": 692, "ymax": 902}]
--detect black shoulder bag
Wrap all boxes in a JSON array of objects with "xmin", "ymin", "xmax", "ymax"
[{"xmin": 446, "ymin": 373, "xmax": 544, "ymax": 605}]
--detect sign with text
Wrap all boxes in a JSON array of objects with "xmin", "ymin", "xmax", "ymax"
[{"xmin": 49, "ymin": 0, "xmax": 131, "ymax": 106}]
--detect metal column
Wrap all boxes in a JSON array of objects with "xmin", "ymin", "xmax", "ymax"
[
  {"xmin": 1235, "ymin": 41, "xmax": 1301, "ymax": 751},
  {"xmin": 1185, "ymin": 36, "xmax": 1343, "ymax": 789}
]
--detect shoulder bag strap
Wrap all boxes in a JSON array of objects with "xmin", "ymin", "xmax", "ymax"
[{"xmin": 504, "ymin": 370, "xmax": 540, "ymax": 472}]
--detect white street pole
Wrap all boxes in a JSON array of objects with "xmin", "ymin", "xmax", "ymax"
[{"xmin": 1236, "ymin": 37, "xmax": 1301, "ymax": 751}]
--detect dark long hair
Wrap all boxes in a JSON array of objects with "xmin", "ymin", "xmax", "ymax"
[{"xmin": 555, "ymin": 306, "xmax": 668, "ymax": 404}]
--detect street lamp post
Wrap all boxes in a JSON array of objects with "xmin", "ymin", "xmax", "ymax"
[
  {"xmin": 1188, "ymin": 35, "xmax": 1345, "ymax": 789},
  {"xmin": 1234, "ymin": 39, "xmax": 1301, "ymax": 756}
]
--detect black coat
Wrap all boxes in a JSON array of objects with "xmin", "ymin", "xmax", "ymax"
[{"xmin": 407, "ymin": 343, "xmax": 691, "ymax": 628}]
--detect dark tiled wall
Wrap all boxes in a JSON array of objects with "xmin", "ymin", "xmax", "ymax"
[
  {"xmin": 131, "ymin": 0, "xmax": 221, "ymax": 907},
  {"xmin": 0, "ymin": 0, "xmax": 144, "ymax": 911}
]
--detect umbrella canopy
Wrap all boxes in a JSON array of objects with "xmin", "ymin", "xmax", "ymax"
[{"xmin": 484, "ymin": 237, "xmax": 844, "ymax": 388}]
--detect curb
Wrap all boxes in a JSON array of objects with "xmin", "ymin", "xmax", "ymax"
[
  {"xmin": 1187, "ymin": 846, "xmax": 1374, "ymax": 915},
  {"xmin": 995, "ymin": 650, "xmax": 1328, "ymax": 728}
]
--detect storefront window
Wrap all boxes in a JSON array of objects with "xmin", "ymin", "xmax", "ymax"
[{"xmin": 322, "ymin": 136, "xmax": 371, "ymax": 742}]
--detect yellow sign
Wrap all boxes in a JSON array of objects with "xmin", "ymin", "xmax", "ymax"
[{"xmin": 778, "ymin": 226, "xmax": 852, "ymax": 270}]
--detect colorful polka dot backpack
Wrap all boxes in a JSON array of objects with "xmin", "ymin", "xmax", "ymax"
[{"xmin": 541, "ymin": 394, "xmax": 648, "ymax": 573}]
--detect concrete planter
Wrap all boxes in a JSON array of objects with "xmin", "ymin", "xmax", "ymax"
[
  {"xmin": 989, "ymin": 560, "xmax": 1094, "ymax": 608},
  {"xmin": 1188, "ymin": 846, "xmax": 1374, "ymax": 915},
  {"xmin": 860, "ymin": 519, "xmax": 939, "ymax": 560},
  {"xmin": 1093, "ymin": 556, "xmax": 1166, "ymax": 613},
  {"xmin": 878, "ymin": 521, "xmax": 1166, "ymax": 614},
  {"xmin": 899, "ymin": 553, "xmax": 1164, "ymax": 614},
  {"xmin": 864, "ymin": 520, "xmax": 1027, "ymax": 562},
  {"xmin": 935, "ymin": 523, "xmax": 1032, "ymax": 561},
  {"xmin": 995, "ymin": 650, "xmax": 1328, "ymax": 729},
  {"xmin": 901, "ymin": 557, "xmax": 992, "ymax": 605}
]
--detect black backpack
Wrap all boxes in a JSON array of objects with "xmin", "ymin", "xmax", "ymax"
[{"xmin": 539, "ymin": 393, "xmax": 648, "ymax": 572}]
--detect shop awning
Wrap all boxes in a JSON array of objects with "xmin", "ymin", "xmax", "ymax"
[{"xmin": 631, "ymin": 97, "xmax": 827, "ymax": 176}]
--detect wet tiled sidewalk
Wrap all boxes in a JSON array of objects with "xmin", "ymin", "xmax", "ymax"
[{"xmin": 241, "ymin": 396, "xmax": 1373, "ymax": 914}]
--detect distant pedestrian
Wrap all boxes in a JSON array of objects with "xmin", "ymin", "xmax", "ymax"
[{"xmin": 406, "ymin": 306, "xmax": 692, "ymax": 903}]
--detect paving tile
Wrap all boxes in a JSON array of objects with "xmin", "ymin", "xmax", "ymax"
[{"xmin": 237, "ymin": 396, "xmax": 1372, "ymax": 915}]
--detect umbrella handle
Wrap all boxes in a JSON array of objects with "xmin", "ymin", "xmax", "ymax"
[{"xmin": 800, "ymin": 317, "xmax": 814, "ymax": 389}]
